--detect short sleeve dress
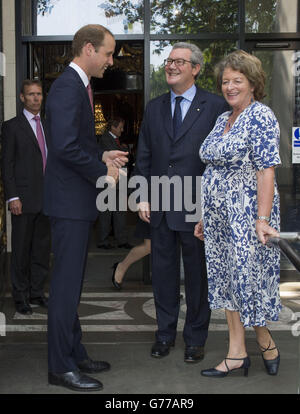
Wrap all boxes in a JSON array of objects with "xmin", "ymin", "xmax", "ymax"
[{"xmin": 199, "ymin": 101, "xmax": 281, "ymax": 327}]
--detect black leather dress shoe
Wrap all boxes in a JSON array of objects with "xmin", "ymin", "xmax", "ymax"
[
  {"xmin": 48, "ymin": 370, "xmax": 103, "ymax": 392},
  {"xmin": 118, "ymin": 243, "xmax": 133, "ymax": 249},
  {"xmin": 15, "ymin": 301, "xmax": 32, "ymax": 315},
  {"xmin": 30, "ymin": 296, "xmax": 48, "ymax": 308},
  {"xmin": 151, "ymin": 341, "xmax": 175, "ymax": 358},
  {"xmin": 77, "ymin": 358, "xmax": 111, "ymax": 374},
  {"xmin": 184, "ymin": 346, "xmax": 204, "ymax": 363}
]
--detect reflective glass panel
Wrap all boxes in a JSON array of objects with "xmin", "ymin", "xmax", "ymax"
[
  {"xmin": 150, "ymin": 40, "xmax": 237, "ymax": 99},
  {"xmin": 246, "ymin": 0, "xmax": 299, "ymax": 33},
  {"xmin": 36, "ymin": 0, "xmax": 143, "ymax": 35},
  {"xmin": 253, "ymin": 50, "xmax": 300, "ymax": 232},
  {"xmin": 150, "ymin": 0, "xmax": 238, "ymax": 34}
]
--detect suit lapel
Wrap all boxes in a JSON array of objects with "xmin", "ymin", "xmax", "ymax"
[
  {"xmin": 174, "ymin": 88, "xmax": 206, "ymax": 143},
  {"xmin": 41, "ymin": 118, "xmax": 50, "ymax": 147},
  {"xmin": 104, "ymin": 131, "xmax": 119, "ymax": 149},
  {"xmin": 65, "ymin": 66, "xmax": 94, "ymax": 117},
  {"xmin": 18, "ymin": 114, "xmax": 40, "ymax": 150},
  {"xmin": 162, "ymin": 93, "xmax": 173, "ymax": 140}
]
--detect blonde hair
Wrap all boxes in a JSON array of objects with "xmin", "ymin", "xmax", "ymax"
[{"xmin": 215, "ymin": 50, "xmax": 266, "ymax": 101}]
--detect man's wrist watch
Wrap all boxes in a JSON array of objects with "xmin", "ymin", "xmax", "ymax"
[{"xmin": 257, "ymin": 216, "xmax": 270, "ymax": 222}]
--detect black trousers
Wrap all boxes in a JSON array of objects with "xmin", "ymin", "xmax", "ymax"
[
  {"xmin": 48, "ymin": 217, "xmax": 91, "ymax": 374},
  {"xmin": 97, "ymin": 210, "xmax": 128, "ymax": 245},
  {"xmin": 11, "ymin": 212, "xmax": 50, "ymax": 302},
  {"xmin": 151, "ymin": 216, "xmax": 211, "ymax": 346}
]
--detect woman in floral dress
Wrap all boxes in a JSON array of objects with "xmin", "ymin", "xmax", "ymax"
[{"xmin": 195, "ymin": 50, "xmax": 281, "ymax": 377}]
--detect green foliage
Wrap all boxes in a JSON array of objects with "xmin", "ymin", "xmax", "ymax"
[
  {"xmin": 150, "ymin": 0, "xmax": 238, "ymax": 33},
  {"xmin": 245, "ymin": 0, "xmax": 277, "ymax": 32}
]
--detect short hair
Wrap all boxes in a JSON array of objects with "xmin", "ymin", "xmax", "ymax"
[
  {"xmin": 21, "ymin": 79, "xmax": 42, "ymax": 94},
  {"xmin": 72, "ymin": 24, "xmax": 114, "ymax": 57},
  {"xmin": 172, "ymin": 42, "xmax": 204, "ymax": 79},
  {"xmin": 215, "ymin": 50, "xmax": 266, "ymax": 101},
  {"xmin": 107, "ymin": 116, "xmax": 125, "ymax": 130}
]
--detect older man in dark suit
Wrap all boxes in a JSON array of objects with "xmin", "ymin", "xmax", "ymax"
[
  {"xmin": 1, "ymin": 79, "xmax": 50, "ymax": 315},
  {"xmin": 135, "ymin": 42, "xmax": 229, "ymax": 363},
  {"xmin": 44, "ymin": 24, "xmax": 128, "ymax": 392},
  {"xmin": 98, "ymin": 117, "xmax": 132, "ymax": 249}
]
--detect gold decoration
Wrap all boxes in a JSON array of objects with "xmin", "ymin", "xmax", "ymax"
[{"xmin": 94, "ymin": 103, "xmax": 107, "ymax": 136}]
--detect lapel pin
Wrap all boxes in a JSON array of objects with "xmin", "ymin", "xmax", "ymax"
[{"xmin": 197, "ymin": 108, "xmax": 201, "ymax": 111}]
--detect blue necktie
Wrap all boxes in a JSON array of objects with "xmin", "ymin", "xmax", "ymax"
[{"xmin": 173, "ymin": 96, "xmax": 184, "ymax": 138}]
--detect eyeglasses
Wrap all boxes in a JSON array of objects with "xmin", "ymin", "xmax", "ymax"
[{"xmin": 164, "ymin": 58, "xmax": 193, "ymax": 67}]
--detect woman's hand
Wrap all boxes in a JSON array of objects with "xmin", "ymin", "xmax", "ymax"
[
  {"xmin": 194, "ymin": 220, "xmax": 204, "ymax": 241},
  {"xmin": 138, "ymin": 202, "xmax": 151, "ymax": 223},
  {"xmin": 256, "ymin": 219, "xmax": 279, "ymax": 245}
]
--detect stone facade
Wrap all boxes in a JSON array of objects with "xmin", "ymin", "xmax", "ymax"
[{"xmin": 0, "ymin": 0, "xmax": 6, "ymax": 309}]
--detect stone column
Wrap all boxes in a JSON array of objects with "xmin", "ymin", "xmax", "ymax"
[{"xmin": 2, "ymin": 0, "xmax": 16, "ymax": 253}]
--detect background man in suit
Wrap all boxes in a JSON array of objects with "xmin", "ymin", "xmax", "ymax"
[
  {"xmin": 1, "ymin": 79, "xmax": 50, "ymax": 315},
  {"xmin": 44, "ymin": 24, "xmax": 128, "ymax": 392},
  {"xmin": 98, "ymin": 116, "xmax": 132, "ymax": 249},
  {"xmin": 135, "ymin": 42, "xmax": 229, "ymax": 363}
]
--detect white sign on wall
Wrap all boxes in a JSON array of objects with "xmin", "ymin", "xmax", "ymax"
[
  {"xmin": 292, "ymin": 127, "xmax": 300, "ymax": 164},
  {"xmin": 0, "ymin": 52, "xmax": 6, "ymax": 77}
]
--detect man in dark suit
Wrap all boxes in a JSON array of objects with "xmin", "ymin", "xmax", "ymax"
[
  {"xmin": 135, "ymin": 42, "xmax": 229, "ymax": 363},
  {"xmin": 1, "ymin": 79, "xmax": 50, "ymax": 315},
  {"xmin": 44, "ymin": 24, "xmax": 128, "ymax": 392},
  {"xmin": 98, "ymin": 117, "xmax": 132, "ymax": 249}
]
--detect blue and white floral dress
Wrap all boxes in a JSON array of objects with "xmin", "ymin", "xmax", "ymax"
[{"xmin": 199, "ymin": 101, "xmax": 281, "ymax": 327}]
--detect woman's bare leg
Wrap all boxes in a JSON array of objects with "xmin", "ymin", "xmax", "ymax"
[
  {"xmin": 215, "ymin": 310, "xmax": 247, "ymax": 372},
  {"xmin": 114, "ymin": 239, "xmax": 151, "ymax": 284},
  {"xmin": 254, "ymin": 326, "xmax": 279, "ymax": 360}
]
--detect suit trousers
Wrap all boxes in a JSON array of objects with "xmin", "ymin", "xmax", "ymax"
[
  {"xmin": 11, "ymin": 212, "xmax": 50, "ymax": 302},
  {"xmin": 48, "ymin": 217, "xmax": 91, "ymax": 374},
  {"xmin": 151, "ymin": 215, "xmax": 211, "ymax": 346},
  {"xmin": 98, "ymin": 209, "xmax": 128, "ymax": 245}
]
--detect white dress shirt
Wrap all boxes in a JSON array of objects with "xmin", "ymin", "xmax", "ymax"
[
  {"xmin": 69, "ymin": 61, "xmax": 89, "ymax": 87},
  {"xmin": 170, "ymin": 84, "xmax": 197, "ymax": 121}
]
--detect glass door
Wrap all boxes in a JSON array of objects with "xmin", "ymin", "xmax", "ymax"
[
  {"xmin": 245, "ymin": 44, "xmax": 300, "ymax": 233},
  {"xmin": 246, "ymin": 44, "xmax": 300, "ymax": 392}
]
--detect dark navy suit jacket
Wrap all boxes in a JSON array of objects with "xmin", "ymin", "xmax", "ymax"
[
  {"xmin": 1, "ymin": 113, "xmax": 49, "ymax": 214},
  {"xmin": 44, "ymin": 66, "xmax": 107, "ymax": 221},
  {"xmin": 135, "ymin": 87, "xmax": 229, "ymax": 231}
]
